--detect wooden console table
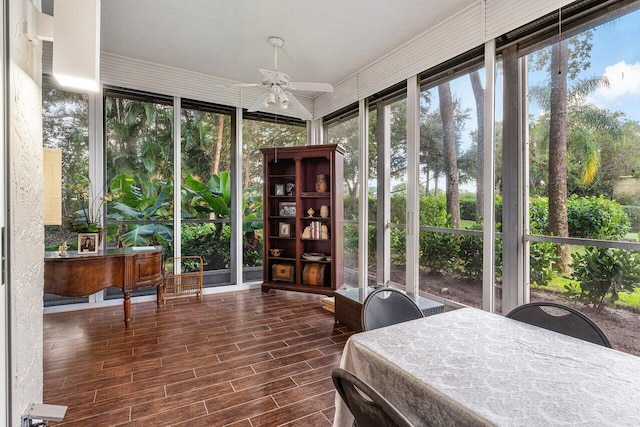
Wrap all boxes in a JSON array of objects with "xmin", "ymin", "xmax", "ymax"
[{"xmin": 44, "ymin": 247, "xmax": 164, "ymax": 327}]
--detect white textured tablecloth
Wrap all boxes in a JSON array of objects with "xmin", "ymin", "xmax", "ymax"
[{"xmin": 334, "ymin": 307, "xmax": 640, "ymax": 426}]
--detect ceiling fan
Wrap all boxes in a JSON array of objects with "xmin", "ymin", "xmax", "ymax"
[{"xmin": 230, "ymin": 37, "xmax": 333, "ymax": 120}]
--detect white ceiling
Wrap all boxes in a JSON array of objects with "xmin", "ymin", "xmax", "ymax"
[{"xmin": 95, "ymin": 0, "xmax": 476, "ymax": 91}]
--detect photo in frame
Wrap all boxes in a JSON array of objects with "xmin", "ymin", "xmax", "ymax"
[
  {"xmin": 285, "ymin": 180, "xmax": 295, "ymax": 196},
  {"xmin": 279, "ymin": 202, "xmax": 296, "ymax": 217},
  {"xmin": 279, "ymin": 222, "xmax": 291, "ymax": 237},
  {"xmin": 274, "ymin": 183, "xmax": 285, "ymax": 196},
  {"xmin": 78, "ymin": 232, "xmax": 99, "ymax": 254}
]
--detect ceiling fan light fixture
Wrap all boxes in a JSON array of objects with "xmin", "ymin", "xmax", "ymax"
[
  {"xmin": 266, "ymin": 92, "xmax": 276, "ymax": 105},
  {"xmin": 279, "ymin": 93, "xmax": 289, "ymax": 109}
]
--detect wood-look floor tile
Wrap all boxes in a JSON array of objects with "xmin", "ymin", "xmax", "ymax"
[
  {"xmin": 44, "ymin": 289, "xmax": 350, "ymax": 426},
  {"xmin": 116, "ymin": 401, "xmax": 208, "ymax": 427},
  {"xmin": 251, "ymin": 349, "xmax": 323, "ymax": 373},
  {"xmin": 61, "ymin": 386, "xmax": 165, "ymax": 423},
  {"xmin": 249, "ymin": 391, "xmax": 336, "ymax": 427},
  {"xmin": 130, "ymin": 381, "xmax": 232, "ymax": 420},
  {"xmin": 174, "ymin": 396, "xmax": 279, "ymax": 427},
  {"xmin": 285, "ymin": 411, "xmax": 332, "ymax": 426},
  {"xmin": 95, "ymin": 370, "xmax": 195, "ymax": 401},
  {"xmin": 193, "ymin": 352, "xmax": 273, "ymax": 378},
  {"xmin": 165, "ymin": 366, "xmax": 254, "ymax": 396},
  {"xmin": 204, "ymin": 378, "xmax": 296, "ymax": 413},
  {"xmin": 272, "ymin": 378, "xmax": 335, "ymax": 407},
  {"xmin": 291, "ymin": 362, "xmax": 339, "ymax": 386},
  {"xmin": 51, "ymin": 407, "xmax": 130, "ymax": 427},
  {"xmin": 306, "ymin": 351, "xmax": 343, "ymax": 369},
  {"xmin": 230, "ymin": 361, "xmax": 312, "ymax": 391}
]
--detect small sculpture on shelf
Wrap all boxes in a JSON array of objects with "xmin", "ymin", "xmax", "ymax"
[
  {"xmin": 320, "ymin": 205, "xmax": 329, "ymax": 218},
  {"xmin": 315, "ymin": 174, "xmax": 328, "ymax": 192},
  {"xmin": 307, "ymin": 208, "xmax": 315, "ymax": 217},
  {"xmin": 58, "ymin": 240, "xmax": 68, "ymax": 257},
  {"xmin": 321, "ymin": 224, "xmax": 329, "ymax": 239},
  {"xmin": 302, "ymin": 226, "xmax": 312, "ymax": 239}
]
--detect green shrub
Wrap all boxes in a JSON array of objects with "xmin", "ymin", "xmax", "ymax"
[
  {"xmin": 181, "ymin": 223, "xmax": 231, "ymax": 270},
  {"xmin": 568, "ymin": 246, "xmax": 640, "ymax": 308},
  {"xmin": 567, "ymin": 195, "xmax": 630, "ymax": 239},
  {"xmin": 621, "ymin": 205, "xmax": 640, "ymax": 232},
  {"xmin": 459, "ymin": 195, "xmax": 477, "ymax": 221},
  {"xmin": 390, "ymin": 227, "xmax": 406, "ymax": 265},
  {"xmin": 529, "ymin": 241, "xmax": 556, "ymax": 286},
  {"xmin": 528, "ymin": 196, "xmax": 630, "ymax": 239},
  {"xmin": 420, "ymin": 230, "xmax": 458, "ymax": 273},
  {"xmin": 529, "ymin": 197, "xmax": 549, "ymax": 233},
  {"xmin": 458, "ymin": 223, "xmax": 482, "ymax": 278}
]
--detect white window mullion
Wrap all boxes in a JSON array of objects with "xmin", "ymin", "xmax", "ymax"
[
  {"xmin": 376, "ymin": 103, "xmax": 391, "ymax": 286},
  {"xmin": 173, "ymin": 97, "xmax": 182, "ymax": 261},
  {"xmin": 357, "ymin": 99, "xmax": 369, "ymax": 289},
  {"xmin": 406, "ymin": 76, "xmax": 420, "ymax": 296},
  {"xmin": 482, "ymin": 40, "xmax": 496, "ymax": 313},
  {"xmin": 88, "ymin": 89, "xmax": 104, "ymax": 304},
  {"xmin": 230, "ymin": 107, "xmax": 243, "ymax": 285}
]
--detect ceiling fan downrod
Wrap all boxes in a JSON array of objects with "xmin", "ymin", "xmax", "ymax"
[{"xmin": 268, "ymin": 36, "xmax": 284, "ymax": 71}]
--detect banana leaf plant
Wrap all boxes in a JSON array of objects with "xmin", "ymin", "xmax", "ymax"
[
  {"xmin": 183, "ymin": 172, "xmax": 263, "ymax": 236},
  {"xmin": 107, "ymin": 173, "xmax": 174, "ymax": 246}
]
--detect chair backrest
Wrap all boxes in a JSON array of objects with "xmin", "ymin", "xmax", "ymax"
[
  {"xmin": 332, "ymin": 368, "xmax": 413, "ymax": 427},
  {"xmin": 505, "ymin": 302, "xmax": 612, "ymax": 348},
  {"xmin": 361, "ymin": 287, "xmax": 424, "ymax": 331}
]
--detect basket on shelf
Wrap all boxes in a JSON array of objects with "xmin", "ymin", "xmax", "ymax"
[{"xmin": 161, "ymin": 256, "xmax": 204, "ymax": 304}]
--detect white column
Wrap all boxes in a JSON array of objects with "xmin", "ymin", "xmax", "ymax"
[
  {"xmin": 406, "ymin": 76, "xmax": 420, "ymax": 296},
  {"xmin": 173, "ymin": 97, "xmax": 181, "ymax": 264},
  {"xmin": 309, "ymin": 118, "xmax": 323, "ymax": 145},
  {"xmin": 88, "ymin": 89, "xmax": 104, "ymax": 303},
  {"xmin": 482, "ymin": 39, "xmax": 496, "ymax": 313},
  {"xmin": 357, "ymin": 99, "xmax": 369, "ymax": 288},
  {"xmin": 376, "ymin": 103, "xmax": 391, "ymax": 286},
  {"xmin": 230, "ymin": 107, "xmax": 243, "ymax": 285}
]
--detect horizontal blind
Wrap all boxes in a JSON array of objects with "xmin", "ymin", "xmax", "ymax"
[
  {"xmin": 314, "ymin": 3, "xmax": 483, "ymax": 118},
  {"xmin": 485, "ymin": 0, "xmax": 575, "ymax": 41},
  {"xmin": 313, "ymin": 75, "xmax": 359, "ymax": 120}
]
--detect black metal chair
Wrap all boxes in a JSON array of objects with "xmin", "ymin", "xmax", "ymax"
[
  {"xmin": 361, "ymin": 287, "xmax": 424, "ymax": 331},
  {"xmin": 505, "ymin": 301, "xmax": 612, "ymax": 347},
  {"xmin": 332, "ymin": 368, "xmax": 414, "ymax": 427}
]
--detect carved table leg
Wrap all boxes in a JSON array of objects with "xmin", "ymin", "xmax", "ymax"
[{"xmin": 124, "ymin": 292, "xmax": 131, "ymax": 327}]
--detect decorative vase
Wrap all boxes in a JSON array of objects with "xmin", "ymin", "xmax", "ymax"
[
  {"xmin": 320, "ymin": 205, "xmax": 329, "ymax": 218},
  {"xmin": 315, "ymin": 174, "xmax": 328, "ymax": 192}
]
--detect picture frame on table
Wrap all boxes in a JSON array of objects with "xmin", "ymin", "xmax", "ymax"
[
  {"xmin": 274, "ymin": 183, "xmax": 285, "ymax": 196},
  {"xmin": 279, "ymin": 202, "xmax": 296, "ymax": 217},
  {"xmin": 78, "ymin": 232, "xmax": 99, "ymax": 254},
  {"xmin": 279, "ymin": 222, "xmax": 291, "ymax": 237}
]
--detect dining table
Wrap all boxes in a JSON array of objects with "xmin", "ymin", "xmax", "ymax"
[{"xmin": 334, "ymin": 307, "xmax": 640, "ymax": 426}]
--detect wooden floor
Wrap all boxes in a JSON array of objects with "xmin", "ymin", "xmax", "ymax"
[{"xmin": 43, "ymin": 289, "xmax": 351, "ymax": 427}]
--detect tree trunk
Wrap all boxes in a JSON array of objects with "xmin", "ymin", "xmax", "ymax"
[
  {"xmin": 548, "ymin": 40, "xmax": 571, "ymax": 272},
  {"xmin": 470, "ymin": 70, "xmax": 484, "ymax": 222},
  {"xmin": 425, "ymin": 167, "xmax": 430, "ymax": 196},
  {"xmin": 212, "ymin": 114, "xmax": 224, "ymax": 175},
  {"xmin": 438, "ymin": 82, "xmax": 460, "ymax": 228},
  {"xmin": 434, "ymin": 171, "xmax": 439, "ymax": 195}
]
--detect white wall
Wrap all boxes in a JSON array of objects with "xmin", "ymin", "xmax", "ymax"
[{"xmin": 8, "ymin": 0, "xmax": 44, "ymax": 424}]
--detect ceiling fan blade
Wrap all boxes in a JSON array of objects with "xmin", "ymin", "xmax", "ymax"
[
  {"xmin": 212, "ymin": 82, "xmax": 261, "ymax": 88},
  {"xmin": 247, "ymin": 92, "xmax": 268, "ymax": 112},
  {"xmin": 288, "ymin": 82, "xmax": 334, "ymax": 93},
  {"xmin": 259, "ymin": 69, "xmax": 289, "ymax": 84},
  {"xmin": 285, "ymin": 92, "xmax": 312, "ymax": 120}
]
